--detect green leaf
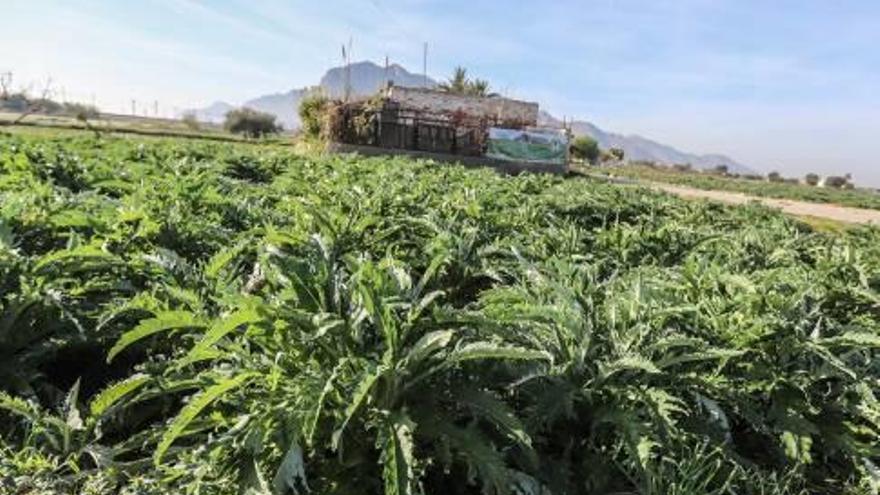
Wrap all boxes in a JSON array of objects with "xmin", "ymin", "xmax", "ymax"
[
  {"xmin": 272, "ymin": 441, "xmax": 309, "ymax": 495},
  {"xmin": 656, "ymin": 348, "xmax": 744, "ymax": 369},
  {"xmin": 636, "ymin": 437, "xmax": 658, "ymax": 468},
  {"xmin": 598, "ymin": 355, "xmax": 661, "ymax": 380},
  {"xmin": 34, "ymin": 244, "xmax": 116, "ymax": 272},
  {"xmin": 381, "ymin": 414, "xmax": 416, "ymax": 495},
  {"xmin": 822, "ymin": 330, "xmax": 880, "ymax": 348},
  {"xmin": 331, "ymin": 366, "xmax": 382, "ymax": 451},
  {"xmin": 204, "ymin": 241, "xmax": 249, "ymax": 279},
  {"xmin": 305, "ymin": 359, "xmax": 346, "ymax": 448},
  {"xmin": 108, "ymin": 311, "xmax": 205, "ymax": 363},
  {"xmin": 448, "ymin": 342, "xmax": 551, "ymax": 364},
  {"xmin": 0, "ymin": 391, "xmax": 41, "ymax": 423},
  {"xmin": 154, "ymin": 373, "xmax": 255, "ymax": 465},
  {"xmin": 89, "ymin": 373, "xmax": 151, "ymax": 417},
  {"xmin": 781, "ymin": 431, "xmax": 813, "ymax": 464},
  {"xmin": 460, "ymin": 388, "xmax": 532, "ymax": 448},
  {"xmin": 185, "ymin": 309, "xmax": 262, "ymax": 360},
  {"xmin": 404, "ymin": 329, "xmax": 456, "ymax": 366}
]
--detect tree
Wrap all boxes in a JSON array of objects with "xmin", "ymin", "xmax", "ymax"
[
  {"xmin": 63, "ymin": 102, "xmax": 99, "ymax": 121},
  {"xmin": 712, "ymin": 164, "xmax": 729, "ymax": 175},
  {"xmin": 438, "ymin": 66, "xmax": 492, "ymax": 97},
  {"xmin": 608, "ymin": 147, "xmax": 625, "ymax": 161},
  {"xmin": 804, "ymin": 173, "xmax": 820, "ymax": 186},
  {"xmin": 3, "ymin": 76, "xmax": 55, "ymax": 125},
  {"xmin": 181, "ymin": 112, "xmax": 200, "ymax": 131},
  {"xmin": 823, "ymin": 176, "xmax": 849, "ymax": 189},
  {"xmin": 439, "ymin": 67, "xmax": 468, "ymax": 94},
  {"xmin": 223, "ymin": 108, "xmax": 281, "ymax": 138},
  {"xmin": 767, "ymin": 171, "xmax": 783, "ymax": 183},
  {"xmin": 298, "ymin": 93, "xmax": 329, "ymax": 139},
  {"xmin": 570, "ymin": 136, "xmax": 600, "ymax": 164}
]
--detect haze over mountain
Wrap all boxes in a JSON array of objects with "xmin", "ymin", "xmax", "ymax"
[
  {"xmin": 189, "ymin": 61, "xmax": 750, "ymax": 172},
  {"xmin": 538, "ymin": 112, "xmax": 750, "ymax": 173}
]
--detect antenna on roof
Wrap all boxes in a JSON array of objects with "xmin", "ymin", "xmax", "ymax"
[
  {"xmin": 422, "ymin": 42, "xmax": 428, "ymax": 88},
  {"xmin": 342, "ymin": 37, "xmax": 353, "ymax": 102}
]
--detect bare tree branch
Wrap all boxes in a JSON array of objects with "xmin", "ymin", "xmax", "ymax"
[{"xmin": 10, "ymin": 76, "xmax": 54, "ymax": 125}]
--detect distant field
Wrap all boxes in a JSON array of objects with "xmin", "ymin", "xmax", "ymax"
[
  {"xmin": 594, "ymin": 164, "xmax": 880, "ymax": 210},
  {"xmin": 0, "ymin": 111, "xmax": 292, "ymax": 142}
]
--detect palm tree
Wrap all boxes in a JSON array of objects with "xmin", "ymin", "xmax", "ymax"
[
  {"xmin": 438, "ymin": 66, "xmax": 492, "ymax": 97},
  {"xmin": 438, "ymin": 66, "xmax": 470, "ymax": 94}
]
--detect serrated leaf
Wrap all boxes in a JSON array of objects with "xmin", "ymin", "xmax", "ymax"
[
  {"xmin": 822, "ymin": 331, "xmax": 880, "ymax": 348},
  {"xmin": 185, "ymin": 309, "xmax": 262, "ymax": 361},
  {"xmin": 636, "ymin": 437, "xmax": 658, "ymax": 468},
  {"xmin": 34, "ymin": 245, "xmax": 116, "ymax": 272},
  {"xmin": 405, "ymin": 330, "xmax": 455, "ymax": 366},
  {"xmin": 108, "ymin": 311, "xmax": 205, "ymax": 363},
  {"xmin": 0, "ymin": 391, "xmax": 40, "ymax": 422},
  {"xmin": 154, "ymin": 373, "xmax": 255, "ymax": 465},
  {"xmin": 381, "ymin": 414, "xmax": 416, "ymax": 495},
  {"xmin": 598, "ymin": 355, "xmax": 661, "ymax": 380},
  {"xmin": 449, "ymin": 342, "xmax": 551, "ymax": 364},
  {"xmin": 305, "ymin": 359, "xmax": 346, "ymax": 448},
  {"xmin": 460, "ymin": 388, "xmax": 532, "ymax": 448},
  {"xmin": 89, "ymin": 374, "xmax": 151, "ymax": 417},
  {"xmin": 331, "ymin": 366, "xmax": 382, "ymax": 451},
  {"xmin": 204, "ymin": 241, "xmax": 249, "ymax": 280}
]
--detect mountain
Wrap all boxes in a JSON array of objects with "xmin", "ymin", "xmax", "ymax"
[
  {"xmin": 188, "ymin": 61, "xmax": 752, "ymax": 172},
  {"xmin": 242, "ymin": 88, "xmax": 309, "ymax": 129},
  {"xmin": 320, "ymin": 61, "xmax": 436, "ymax": 98},
  {"xmin": 539, "ymin": 111, "xmax": 752, "ymax": 173},
  {"xmin": 188, "ymin": 101, "xmax": 235, "ymax": 124},
  {"xmin": 185, "ymin": 61, "xmax": 434, "ymax": 129}
]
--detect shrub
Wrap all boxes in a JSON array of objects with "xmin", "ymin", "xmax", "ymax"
[
  {"xmin": 62, "ymin": 102, "xmax": 100, "ymax": 122},
  {"xmin": 712, "ymin": 164, "xmax": 729, "ymax": 175},
  {"xmin": 297, "ymin": 94, "xmax": 329, "ymax": 139},
  {"xmin": 570, "ymin": 135, "xmax": 600, "ymax": 164},
  {"xmin": 223, "ymin": 107, "xmax": 281, "ymax": 138},
  {"xmin": 181, "ymin": 112, "xmax": 201, "ymax": 131},
  {"xmin": 823, "ymin": 176, "xmax": 848, "ymax": 189}
]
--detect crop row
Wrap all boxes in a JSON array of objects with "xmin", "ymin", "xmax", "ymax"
[{"xmin": 1, "ymin": 131, "xmax": 879, "ymax": 494}]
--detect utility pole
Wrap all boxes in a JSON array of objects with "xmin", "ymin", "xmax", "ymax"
[
  {"xmin": 342, "ymin": 42, "xmax": 350, "ymax": 102},
  {"xmin": 131, "ymin": 99, "xmax": 136, "ymax": 116},
  {"xmin": 154, "ymin": 100, "xmax": 158, "ymax": 117},
  {"xmin": 347, "ymin": 37, "xmax": 353, "ymax": 100},
  {"xmin": 422, "ymin": 42, "xmax": 428, "ymax": 88},
  {"xmin": 0, "ymin": 71, "xmax": 12, "ymax": 98}
]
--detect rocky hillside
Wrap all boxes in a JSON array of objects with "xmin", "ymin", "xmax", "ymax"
[
  {"xmin": 539, "ymin": 112, "xmax": 751, "ymax": 173},
  {"xmin": 187, "ymin": 62, "xmax": 434, "ymax": 129}
]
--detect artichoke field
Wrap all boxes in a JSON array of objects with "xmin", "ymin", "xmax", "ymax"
[{"xmin": 1, "ymin": 132, "xmax": 879, "ymax": 494}]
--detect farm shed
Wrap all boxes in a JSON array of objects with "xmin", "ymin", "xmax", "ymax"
[{"xmin": 326, "ymin": 85, "xmax": 568, "ymax": 173}]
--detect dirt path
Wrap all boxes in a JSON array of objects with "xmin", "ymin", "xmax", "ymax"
[{"xmin": 649, "ymin": 182, "xmax": 880, "ymax": 225}]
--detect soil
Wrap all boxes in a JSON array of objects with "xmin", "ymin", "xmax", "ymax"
[{"xmin": 650, "ymin": 182, "xmax": 880, "ymax": 226}]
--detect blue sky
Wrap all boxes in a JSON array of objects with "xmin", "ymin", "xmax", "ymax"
[{"xmin": 3, "ymin": 0, "xmax": 879, "ymax": 185}]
